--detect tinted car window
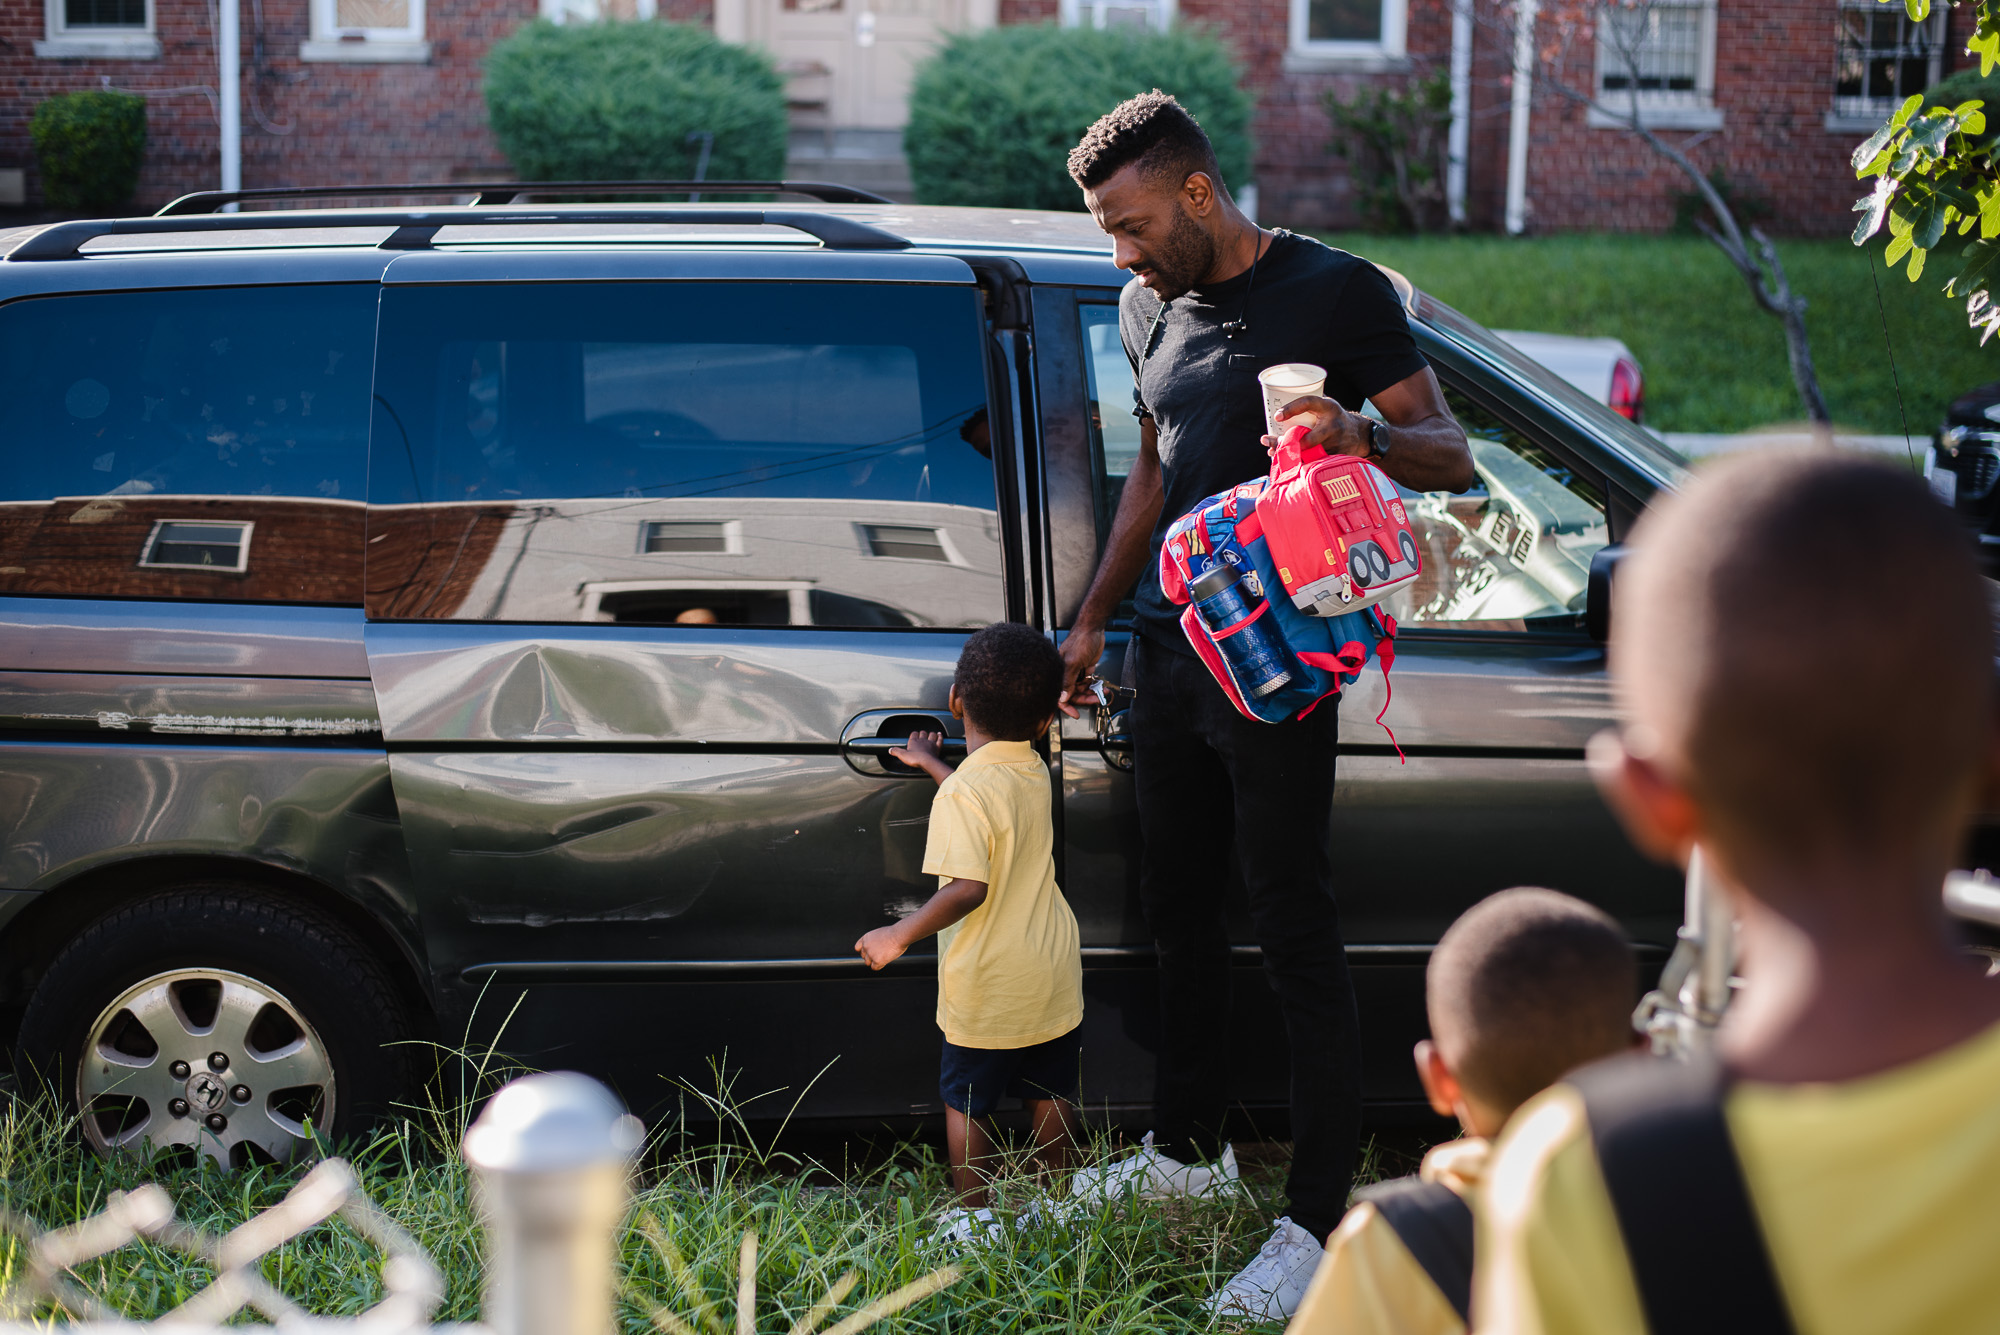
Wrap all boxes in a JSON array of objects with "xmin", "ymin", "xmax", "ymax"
[
  {"xmin": 1380, "ymin": 384, "xmax": 1609, "ymax": 631},
  {"xmin": 0, "ymin": 285, "xmax": 376, "ymax": 603},
  {"xmin": 1080, "ymin": 302, "xmax": 1141, "ymax": 532},
  {"xmin": 366, "ymin": 282, "xmax": 1000, "ymax": 627}
]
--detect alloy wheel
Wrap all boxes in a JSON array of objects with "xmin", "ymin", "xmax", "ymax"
[{"xmin": 78, "ymin": 968, "xmax": 337, "ymax": 1166}]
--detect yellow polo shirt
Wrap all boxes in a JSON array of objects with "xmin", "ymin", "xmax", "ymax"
[
  {"xmin": 1476, "ymin": 1018, "xmax": 2000, "ymax": 1335},
  {"xmin": 1289, "ymin": 1137, "xmax": 1487, "ymax": 1335},
  {"xmin": 922, "ymin": 738, "xmax": 1082, "ymax": 1049}
]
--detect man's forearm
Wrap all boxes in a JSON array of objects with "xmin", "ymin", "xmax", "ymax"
[
  {"xmin": 1376, "ymin": 413, "xmax": 1475, "ymax": 494},
  {"xmin": 1075, "ymin": 446, "xmax": 1164, "ymax": 630}
]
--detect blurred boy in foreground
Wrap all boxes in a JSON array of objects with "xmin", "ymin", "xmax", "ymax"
[
  {"xmin": 1478, "ymin": 451, "xmax": 2000, "ymax": 1333},
  {"xmin": 1286, "ymin": 888, "xmax": 1635, "ymax": 1335}
]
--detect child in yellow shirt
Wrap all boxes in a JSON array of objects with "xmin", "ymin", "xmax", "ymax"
[
  {"xmin": 854, "ymin": 622, "xmax": 1083, "ymax": 1247},
  {"xmin": 1287, "ymin": 887, "xmax": 1636, "ymax": 1335},
  {"xmin": 1477, "ymin": 450, "xmax": 2000, "ymax": 1334}
]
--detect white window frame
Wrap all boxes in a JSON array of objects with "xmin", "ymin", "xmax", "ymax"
[
  {"xmin": 1060, "ymin": 0, "xmax": 1175, "ymax": 32},
  {"xmin": 1586, "ymin": 0, "xmax": 1722, "ymax": 131},
  {"xmin": 138, "ymin": 520, "xmax": 254, "ymax": 574},
  {"xmin": 1827, "ymin": 0, "xmax": 1947, "ymax": 132},
  {"xmin": 541, "ymin": 0, "xmax": 659, "ymax": 22},
  {"xmin": 1285, "ymin": 0, "xmax": 1408, "ymax": 70},
  {"xmin": 638, "ymin": 519, "xmax": 743, "ymax": 555},
  {"xmin": 38, "ymin": 0, "xmax": 159, "ymax": 60},
  {"xmin": 301, "ymin": 0, "xmax": 429, "ymax": 63}
]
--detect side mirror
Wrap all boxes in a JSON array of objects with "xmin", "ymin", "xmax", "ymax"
[{"xmin": 1586, "ymin": 544, "xmax": 1627, "ymax": 643}]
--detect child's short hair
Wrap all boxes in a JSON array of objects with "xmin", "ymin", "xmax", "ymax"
[
  {"xmin": 1615, "ymin": 450, "xmax": 1989, "ymax": 868},
  {"xmin": 955, "ymin": 623, "xmax": 1064, "ymax": 742},
  {"xmin": 1428, "ymin": 888, "xmax": 1636, "ymax": 1118}
]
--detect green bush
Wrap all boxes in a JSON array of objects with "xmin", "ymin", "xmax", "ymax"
[
  {"xmin": 484, "ymin": 20, "xmax": 786, "ymax": 184},
  {"xmin": 905, "ymin": 23, "xmax": 1253, "ymax": 212},
  {"xmin": 30, "ymin": 90, "xmax": 147, "ymax": 215}
]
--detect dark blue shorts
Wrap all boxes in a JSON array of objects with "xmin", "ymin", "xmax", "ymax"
[{"xmin": 939, "ymin": 1027, "xmax": 1082, "ymax": 1117}]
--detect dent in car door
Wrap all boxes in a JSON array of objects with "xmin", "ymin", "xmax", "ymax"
[{"xmin": 363, "ymin": 264, "xmax": 1012, "ymax": 1118}]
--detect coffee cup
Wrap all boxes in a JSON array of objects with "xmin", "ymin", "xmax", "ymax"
[{"xmin": 1257, "ymin": 362, "xmax": 1327, "ymax": 438}]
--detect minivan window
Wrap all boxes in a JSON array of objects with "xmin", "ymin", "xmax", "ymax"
[
  {"xmin": 367, "ymin": 282, "xmax": 1001, "ymax": 628},
  {"xmin": 0, "ymin": 285, "xmax": 377, "ymax": 604},
  {"xmin": 1080, "ymin": 302, "xmax": 1141, "ymax": 532}
]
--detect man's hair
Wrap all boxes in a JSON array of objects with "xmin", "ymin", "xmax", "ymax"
[
  {"xmin": 1067, "ymin": 91, "xmax": 1223, "ymax": 193},
  {"xmin": 955, "ymin": 622, "xmax": 1065, "ymax": 742},
  {"xmin": 1615, "ymin": 450, "xmax": 1991, "ymax": 869},
  {"xmin": 1428, "ymin": 888, "xmax": 1637, "ymax": 1118}
]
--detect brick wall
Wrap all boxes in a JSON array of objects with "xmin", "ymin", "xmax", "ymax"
[
  {"xmin": 1507, "ymin": 0, "xmax": 1968, "ymax": 233},
  {"xmin": 1, "ymin": 0, "xmax": 534, "ymax": 211}
]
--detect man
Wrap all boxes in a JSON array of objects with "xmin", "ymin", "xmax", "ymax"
[{"xmin": 1059, "ymin": 92, "xmax": 1473, "ymax": 1321}]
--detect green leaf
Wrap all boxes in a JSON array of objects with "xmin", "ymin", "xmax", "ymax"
[
  {"xmin": 1949, "ymin": 236, "xmax": 2000, "ymax": 297},
  {"xmin": 1966, "ymin": 108, "xmax": 1989, "ymax": 135},
  {"xmin": 1910, "ymin": 245, "xmax": 1929, "ymax": 280},
  {"xmin": 1904, "ymin": 0, "xmax": 1930, "ymax": 21},
  {"xmin": 1982, "ymin": 188, "xmax": 2000, "ymax": 238},
  {"xmin": 1974, "ymin": 29, "xmax": 2000, "ymax": 76},
  {"xmin": 1893, "ymin": 92, "xmax": 1924, "ymax": 128},
  {"xmin": 1913, "ymin": 191, "xmax": 1953, "ymax": 249},
  {"xmin": 1887, "ymin": 232, "xmax": 1914, "ymax": 264},
  {"xmin": 1854, "ymin": 188, "xmax": 1893, "ymax": 243},
  {"xmin": 1851, "ymin": 117, "xmax": 1903, "ymax": 171}
]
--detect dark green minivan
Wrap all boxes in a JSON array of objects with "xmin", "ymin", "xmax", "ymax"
[{"xmin": 0, "ymin": 187, "xmax": 1684, "ymax": 1165}]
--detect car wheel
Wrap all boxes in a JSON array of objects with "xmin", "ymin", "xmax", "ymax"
[
  {"xmin": 1367, "ymin": 543, "xmax": 1392, "ymax": 582},
  {"xmin": 1399, "ymin": 530, "xmax": 1419, "ymax": 569},
  {"xmin": 1349, "ymin": 547, "xmax": 1373, "ymax": 588},
  {"xmin": 15, "ymin": 885, "xmax": 412, "ymax": 1167}
]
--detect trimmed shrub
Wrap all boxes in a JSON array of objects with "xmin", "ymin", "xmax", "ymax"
[
  {"xmin": 30, "ymin": 90, "xmax": 147, "ymax": 215},
  {"xmin": 905, "ymin": 23, "xmax": 1252, "ymax": 212},
  {"xmin": 484, "ymin": 20, "xmax": 786, "ymax": 184}
]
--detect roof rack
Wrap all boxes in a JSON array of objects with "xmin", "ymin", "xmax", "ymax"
[
  {"xmin": 155, "ymin": 180, "xmax": 894, "ymax": 215},
  {"xmin": 4, "ymin": 206, "xmax": 911, "ymax": 262}
]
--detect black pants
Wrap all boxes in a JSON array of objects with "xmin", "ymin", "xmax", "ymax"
[{"xmin": 1130, "ymin": 632, "xmax": 1362, "ymax": 1240}]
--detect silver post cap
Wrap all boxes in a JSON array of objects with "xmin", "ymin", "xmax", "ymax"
[{"xmin": 463, "ymin": 1071, "xmax": 645, "ymax": 1174}]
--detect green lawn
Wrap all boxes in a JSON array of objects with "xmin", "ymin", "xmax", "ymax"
[{"xmin": 1317, "ymin": 232, "xmax": 1998, "ymax": 436}]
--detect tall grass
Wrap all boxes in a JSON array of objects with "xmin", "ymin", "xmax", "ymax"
[{"xmin": 0, "ymin": 1069, "xmax": 1417, "ymax": 1334}]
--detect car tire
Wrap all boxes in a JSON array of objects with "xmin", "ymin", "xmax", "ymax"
[{"xmin": 15, "ymin": 884, "xmax": 412, "ymax": 1167}]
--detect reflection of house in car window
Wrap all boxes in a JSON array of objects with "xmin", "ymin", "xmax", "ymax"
[
  {"xmin": 642, "ymin": 520, "xmax": 738, "ymax": 554},
  {"xmin": 861, "ymin": 524, "xmax": 953, "ymax": 562},
  {"xmin": 139, "ymin": 520, "xmax": 253, "ymax": 572}
]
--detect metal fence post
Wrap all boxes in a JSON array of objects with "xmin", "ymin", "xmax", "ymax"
[{"xmin": 463, "ymin": 1072, "xmax": 645, "ymax": 1335}]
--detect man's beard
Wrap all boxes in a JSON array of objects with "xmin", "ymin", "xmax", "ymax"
[{"xmin": 1141, "ymin": 209, "xmax": 1218, "ymax": 302}]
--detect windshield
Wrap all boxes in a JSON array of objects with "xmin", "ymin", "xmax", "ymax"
[{"xmin": 1412, "ymin": 293, "xmax": 1691, "ymax": 489}]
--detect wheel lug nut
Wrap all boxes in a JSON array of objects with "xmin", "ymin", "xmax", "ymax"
[
  {"xmin": 205, "ymin": 1113, "xmax": 227, "ymax": 1133},
  {"xmin": 169, "ymin": 1060, "xmax": 190, "ymax": 1079},
  {"xmin": 207, "ymin": 1052, "xmax": 229, "ymax": 1072},
  {"xmin": 168, "ymin": 1098, "xmax": 190, "ymax": 1118},
  {"xmin": 231, "ymin": 1085, "xmax": 251, "ymax": 1104}
]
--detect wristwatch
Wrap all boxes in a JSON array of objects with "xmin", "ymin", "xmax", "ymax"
[{"xmin": 1366, "ymin": 418, "xmax": 1390, "ymax": 461}]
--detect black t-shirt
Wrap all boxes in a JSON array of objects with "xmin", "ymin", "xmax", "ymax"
[{"xmin": 1119, "ymin": 231, "xmax": 1428, "ymax": 651}]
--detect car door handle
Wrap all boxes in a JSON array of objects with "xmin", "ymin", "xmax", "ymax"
[{"xmin": 842, "ymin": 736, "xmax": 969, "ymax": 758}]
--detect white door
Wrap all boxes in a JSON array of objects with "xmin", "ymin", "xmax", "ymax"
[{"xmin": 742, "ymin": 0, "xmax": 986, "ymax": 129}]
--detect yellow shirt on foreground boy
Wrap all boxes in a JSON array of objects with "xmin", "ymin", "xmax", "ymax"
[
  {"xmin": 855, "ymin": 622, "xmax": 1083, "ymax": 1249},
  {"xmin": 1288, "ymin": 888, "xmax": 1636, "ymax": 1335},
  {"xmin": 1477, "ymin": 451, "xmax": 2000, "ymax": 1334}
]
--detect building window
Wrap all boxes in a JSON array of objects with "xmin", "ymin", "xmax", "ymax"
[
  {"xmin": 1061, "ymin": 0, "xmax": 1174, "ymax": 31},
  {"xmin": 1588, "ymin": 0, "xmax": 1722, "ymax": 131},
  {"xmin": 861, "ymin": 524, "xmax": 952, "ymax": 562},
  {"xmin": 38, "ymin": 0, "xmax": 159, "ymax": 60},
  {"xmin": 1832, "ymin": 1, "xmax": 1945, "ymax": 128},
  {"xmin": 1287, "ymin": 0, "xmax": 1407, "ymax": 64},
  {"xmin": 641, "ymin": 520, "xmax": 739, "ymax": 554},
  {"xmin": 140, "ymin": 521, "xmax": 252, "ymax": 573},
  {"xmin": 301, "ymin": 0, "xmax": 429, "ymax": 62},
  {"xmin": 542, "ymin": 0, "xmax": 658, "ymax": 21}
]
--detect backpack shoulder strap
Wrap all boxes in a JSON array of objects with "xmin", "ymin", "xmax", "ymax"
[
  {"xmin": 1353, "ymin": 1175, "xmax": 1474, "ymax": 1323},
  {"xmin": 1566, "ymin": 1052, "xmax": 1796, "ymax": 1335}
]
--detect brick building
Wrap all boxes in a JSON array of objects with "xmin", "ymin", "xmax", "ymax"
[{"xmin": 0, "ymin": 0, "xmax": 1961, "ymax": 232}]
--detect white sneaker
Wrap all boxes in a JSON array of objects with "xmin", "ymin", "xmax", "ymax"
[
  {"xmin": 1069, "ymin": 1130, "xmax": 1241, "ymax": 1202},
  {"xmin": 928, "ymin": 1206, "xmax": 1007, "ymax": 1251},
  {"xmin": 1203, "ymin": 1217, "xmax": 1325, "ymax": 1322}
]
